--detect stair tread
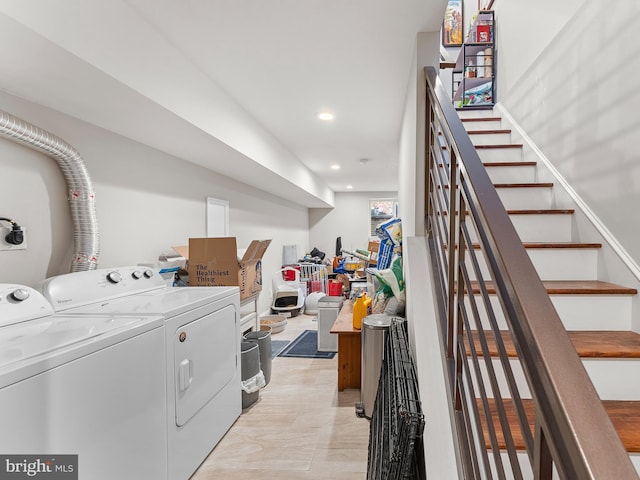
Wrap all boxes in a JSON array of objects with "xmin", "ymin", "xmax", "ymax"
[
  {"xmin": 469, "ymin": 330, "xmax": 640, "ymax": 358},
  {"xmin": 483, "ymin": 161, "xmax": 536, "ymax": 167},
  {"xmin": 478, "ymin": 398, "xmax": 640, "ymax": 452},
  {"xmin": 521, "ymin": 242, "xmax": 602, "ymax": 248},
  {"xmin": 506, "ymin": 209, "xmax": 575, "ymax": 215},
  {"xmin": 439, "ymin": 209, "xmax": 575, "ymax": 215},
  {"xmin": 494, "ymin": 182, "xmax": 553, "ymax": 188},
  {"xmin": 470, "ymin": 280, "xmax": 637, "ymax": 295},
  {"xmin": 468, "ymin": 129, "xmax": 512, "ymax": 135},
  {"xmin": 464, "ymin": 242, "xmax": 601, "ymax": 249},
  {"xmin": 475, "ymin": 144, "xmax": 523, "ymax": 149},
  {"xmin": 438, "ymin": 161, "xmax": 536, "ymax": 167},
  {"xmin": 461, "ymin": 117, "xmax": 502, "ymax": 122}
]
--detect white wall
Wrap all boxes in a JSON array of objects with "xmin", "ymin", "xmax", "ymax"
[
  {"xmin": 398, "ymin": 32, "xmax": 440, "ymax": 238},
  {"xmin": 0, "ymin": 91, "xmax": 309, "ymax": 314},
  {"xmin": 497, "ymin": 0, "xmax": 640, "ymax": 266},
  {"xmin": 309, "ymin": 191, "xmax": 397, "ymax": 260},
  {"xmin": 398, "ymin": 30, "xmax": 459, "ymax": 476}
]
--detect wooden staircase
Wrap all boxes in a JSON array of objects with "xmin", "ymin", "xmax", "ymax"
[{"xmin": 458, "ymin": 110, "xmax": 640, "ymax": 473}]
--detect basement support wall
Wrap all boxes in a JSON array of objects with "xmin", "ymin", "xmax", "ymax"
[{"xmin": 399, "ymin": 32, "xmax": 459, "ymax": 477}]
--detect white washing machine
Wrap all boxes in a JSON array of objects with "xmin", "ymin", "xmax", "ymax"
[
  {"xmin": 39, "ymin": 266, "xmax": 241, "ymax": 480},
  {"xmin": 0, "ymin": 283, "xmax": 167, "ymax": 479}
]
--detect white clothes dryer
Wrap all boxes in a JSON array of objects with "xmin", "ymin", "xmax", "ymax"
[
  {"xmin": 39, "ymin": 267, "xmax": 241, "ymax": 480},
  {"xmin": 0, "ymin": 284, "xmax": 167, "ymax": 480}
]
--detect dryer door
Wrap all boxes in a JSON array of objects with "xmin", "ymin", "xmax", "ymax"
[{"xmin": 173, "ymin": 304, "xmax": 237, "ymax": 426}]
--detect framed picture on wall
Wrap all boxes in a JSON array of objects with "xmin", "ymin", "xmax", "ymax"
[{"xmin": 442, "ymin": 0, "xmax": 463, "ymax": 47}]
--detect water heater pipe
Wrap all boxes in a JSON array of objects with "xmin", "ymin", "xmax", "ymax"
[{"xmin": 0, "ymin": 109, "xmax": 99, "ymax": 271}]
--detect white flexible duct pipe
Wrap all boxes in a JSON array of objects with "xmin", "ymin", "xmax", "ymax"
[{"xmin": 0, "ymin": 110, "xmax": 99, "ymax": 271}]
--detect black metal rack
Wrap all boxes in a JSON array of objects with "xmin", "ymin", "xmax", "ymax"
[{"xmin": 366, "ymin": 318, "xmax": 425, "ymax": 479}]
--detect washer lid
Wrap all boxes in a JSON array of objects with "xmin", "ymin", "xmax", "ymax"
[
  {"xmin": 51, "ymin": 285, "xmax": 238, "ymax": 317},
  {"xmin": 0, "ymin": 312, "xmax": 163, "ymax": 388}
]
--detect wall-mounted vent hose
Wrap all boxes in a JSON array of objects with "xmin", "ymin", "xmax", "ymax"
[{"xmin": 0, "ymin": 110, "xmax": 99, "ymax": 271}]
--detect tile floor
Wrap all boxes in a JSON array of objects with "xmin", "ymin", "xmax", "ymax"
[{"xmin": 191, "ymin": 314, "xmax": 370, "ymax": 479}]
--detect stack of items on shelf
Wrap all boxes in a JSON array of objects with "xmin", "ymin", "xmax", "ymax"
[{"xmin": 451, "ymin": 10, "xmax": 495, "ymax": 108}]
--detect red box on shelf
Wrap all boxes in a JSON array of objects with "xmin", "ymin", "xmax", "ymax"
[{"xmin": 476, "ymin": 25, "xmax": 491, "ymax": 43}]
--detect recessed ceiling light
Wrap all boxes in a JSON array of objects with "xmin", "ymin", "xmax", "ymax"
[
  {"xmin": 346, "ymin": 184, "xmax": 353, "ymax": 189},
  {"xmin": 317, "ymin": 111, "xmax": 334, "ymax": 121},
  {"xmin": 331, "ymin": 164, "xmax": 341, "ymax": 170}
]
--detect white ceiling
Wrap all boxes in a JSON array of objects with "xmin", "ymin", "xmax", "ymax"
[{"xmin": 0, "ymin": 0, "xmax": 445, "ymax": 207}]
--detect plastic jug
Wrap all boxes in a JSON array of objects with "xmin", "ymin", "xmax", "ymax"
[{"xmin": 352, "ymin": 293, "xmax": 372, "ymax": 330}]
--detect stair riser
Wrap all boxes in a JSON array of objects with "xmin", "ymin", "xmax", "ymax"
[
  {"xmin": 457, "ymin": 110, "xmax": 496, "ymax": 119},
  {"xmin": 584, "ymin": 360, "xmax": 640, "ymax": 400},
  {"xmin": 470, "ymin": 133, "xmax": 512, "ymax": 145},
  {"xmin": 510, "ymin": 214, "xmax": 572, "ymax": 242},
  {"xmin": 552, "ymin": 295, "xmax": 632, "ymax": 330},
  {"xmin": 471, "ymin": 295, "xmax": 632, "ymax": 331},
  {"xmin": 527, "ymin": 248, "xmax": 599, "ymax": 280},
  {"xmin": 477, "ymin": 148, "xmax": 523, "ymax": 163},
  {"xmin": 485, "ymin": 165, "xmax": 536, "ymax": 183},
  {"xmin": 440, "ymin": 164, "xmax": 536, "ymax": 183},
  {"xmin": 464, "ymin": 248, "xmax": 599, "ymax": 281},
  {"xmin": 472, "ymin": 358, "xmax": 640, "ymax": 400},
  {"xmin": 465, "ymin": 214, "xmax": 572, "ymax": 243},
  {"xmin": 632, "ymin": 455, "xmax": 640, "ymax": 476},
  {"xmin": 463, "ymin": 120, "xmax": 503, "ymax": 130},
  {"xmin": 496, "ymin": 187, "xmax": 552, "ymax": 210}
]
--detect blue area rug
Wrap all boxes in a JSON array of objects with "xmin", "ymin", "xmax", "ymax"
[
  {"xmin": 271, "ymin": 340, "xmax": 290, "ymax": 359},
  {"xmin": 277, "ymin": 330, "xmax": 336, "ymax": 359}
]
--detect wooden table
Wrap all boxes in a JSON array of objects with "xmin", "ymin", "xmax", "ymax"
[{"xmin": 330, "ymin": 300, "xmax": 362, "ymax": 391}]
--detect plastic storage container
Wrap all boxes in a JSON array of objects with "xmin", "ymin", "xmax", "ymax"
[
  {"xmin": 317, "ymin": 295, "xmax": 344, "ymax": 352},
  {"xmin": 241, "ymin": 341, "xmax": 262, "ymax": 409},
  {"xmin": 358, "ymin": 314, "xmax": 392, "ymax": 418},
  {"xmin": 244, "ymin": 329, "xmax": 273, "ymax": 385}
]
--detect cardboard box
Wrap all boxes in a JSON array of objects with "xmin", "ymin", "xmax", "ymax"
[
  {"xmin": 367, "ymin": 241, "xmax": 380, "ymax": 266},
  {"xmin": 173, "ymin": 238, "xmax": 271, "ymax": 300}
]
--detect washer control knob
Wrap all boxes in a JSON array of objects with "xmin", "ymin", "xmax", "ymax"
[
  {"xmin": 143, "ymin": 269, "xmax": 154, "ymax": 279},
  {"xmin": 11, "ymin": 288, "xmax": 30, "ymax": 301},
  {"xmin": 107, "ymin": 271, "xmax": 122, "ymax": 284},
  {"xmin": 132, "ymin": 270, "xmax": 143, "ymax": 280}
]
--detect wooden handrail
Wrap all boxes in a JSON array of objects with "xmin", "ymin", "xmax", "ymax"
[{"xmin": 423, "ymin": 66, "xmax": 638, "ymax": 479}]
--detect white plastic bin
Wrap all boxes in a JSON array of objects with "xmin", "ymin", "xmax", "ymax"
[{"xmin": 317, "ymin": 296, "xmax": 343, "ymax": 352}]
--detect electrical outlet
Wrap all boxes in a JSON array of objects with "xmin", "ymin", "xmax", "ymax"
[{"xmin": 0, "ymin": 225, "xmax": 27, "ymax": 251}]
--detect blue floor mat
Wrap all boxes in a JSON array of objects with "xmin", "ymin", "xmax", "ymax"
[
  {"xmin": 277, "ymin": 330, "xmax": 336, "ymax": 359},
  {"xmin": 270, "ymin": 340, "xmax": 290, "ymax": 359}
]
